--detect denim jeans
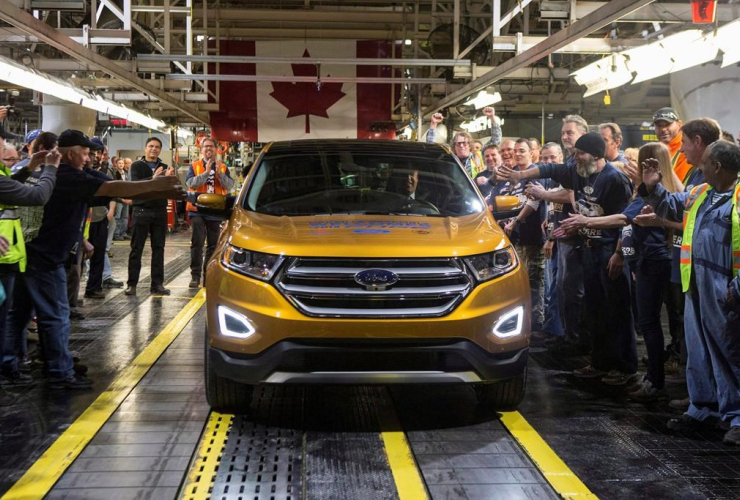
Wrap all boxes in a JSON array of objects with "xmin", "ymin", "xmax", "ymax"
[
  {"xmin": 114, "ymin": 203, "xmax": 129, "ymax": 239},
  {"xmin": 636, "ymin": 259, "xmax": 671, "ymax": 389},
  {"xmin": 582, "ymin": 244, "xmax": 637, "ymax": 374},
  {"xmin": 542, "ymin": 243, "xmax": 563, "ymax": 337},
  {"xmin": 556, "ymin": 240, "xmax": 586, "ymax": 345},
  {"xmin": 0, "ymin": 272, "xmax": 18, "ymax": 374},
  {"xmin": 5, "ymin": 265, "xmax": 74, "ymax": 379}
]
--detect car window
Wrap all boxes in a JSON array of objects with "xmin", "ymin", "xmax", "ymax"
[{"xmin": 245, "ymin": 148, "xmax": 485, "ymax": 217}]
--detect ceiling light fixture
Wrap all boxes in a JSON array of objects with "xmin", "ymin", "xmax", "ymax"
[
  {"xmin": 465, "ymin": 90, "xmax": 502, "ymax": 109},
  {"xmin": 714, "ymin": 18, "xmax": 740, "ymax": 67},
  {"xmin": 0, "ymin": 54, "xmax": 167, "ymax": 132}
]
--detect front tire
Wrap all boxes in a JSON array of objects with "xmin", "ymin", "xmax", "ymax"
[
  {"xmin": 205, "ymin": 332, "xmax": 255, "ymax": 413},
  {"xmin": 475, "ymin": 367, "xmax": 527, "ymax": 410}
]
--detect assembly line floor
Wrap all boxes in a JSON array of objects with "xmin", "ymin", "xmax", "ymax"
[{"xmin": 0, "ymin": 233, "xmax": 739, "ymax": 500}]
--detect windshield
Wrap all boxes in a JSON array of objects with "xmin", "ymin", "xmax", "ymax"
[{"xmin": 245, "ymin": 147, "xmax": 485, "ymax": 217}]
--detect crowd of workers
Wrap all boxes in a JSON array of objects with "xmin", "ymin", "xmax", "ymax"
[
  {"xmin": 428, "ymin": 106, "xmax": 740, "ymax": 446},
  {"xmin": 0, "ymin": 108, "xmax": 236, "ymax": 391}
]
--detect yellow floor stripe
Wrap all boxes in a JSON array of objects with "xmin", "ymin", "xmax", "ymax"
[
  {"xmin": 378, "ymin": 403, "xmax": 429, "ymax": 500},
  {"xmin": 2, "ymin": 289, "xmax": 207, "ymax": 500},
  {"xmin": 180, "ymin": 412, "xmax": 234, "ymax": 500},
  {"xmin": 500, "ymin": 411, "xmax": 598, "ymax": 500}
]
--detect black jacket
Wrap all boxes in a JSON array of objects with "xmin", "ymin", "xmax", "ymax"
[{"xmin": 129, "ymin": 158, "xmax": 168, "ymax": 210}]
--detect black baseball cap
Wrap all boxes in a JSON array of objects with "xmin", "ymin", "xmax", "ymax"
[
  {"xmin": 652, "ymin": 107, "xmax": 680, "ymax": 124},
  {"xmin": 58, "ymin": 129, "xmax": 103, "ymax": 150}
]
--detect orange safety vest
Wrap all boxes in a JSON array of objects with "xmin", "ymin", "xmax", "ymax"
[
  {"xmin": 668, "ymin": 132, "xmax": 692, "ymax": 183},
  {"xmin": 186, "ymin": 159, "xmax": 229, "ymax": 213}
]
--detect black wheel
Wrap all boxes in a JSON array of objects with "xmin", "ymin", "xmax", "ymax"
[
  {"xmin": 205, "ymin": 332, "xmax": 254, "ymax": 413},
  {"xmin": 475, "ymin": 367, "xmax": 527, "ymax": 410}
]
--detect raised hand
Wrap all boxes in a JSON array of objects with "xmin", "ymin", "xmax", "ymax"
[
  {"xmin": 558, "ymin": 213, "xmax": 587, "ymax": 236},
  {"xmin": 430, "ymin": 113, "xmax": 443, "ymax": 128},
  {"xmin": 525, "ymin": 182, "xmax": 546, "ymax": 200},
  {"xmin": 44, "ymin": 148, "xmax": 62, "ymax": 168},
  {"xmin": 641, "ymin": 157, "xmax": 662, "ymax": 191},
  {"xmin": 482, "ymin": 107, "xmax": 495, "ymax": 119},
  {"xmin": 153, "ymin": 166, "xmax": 164, "ymax": 178},
  {"xmin": 633, "ymin": 204, "xmax": 661, "ymax": 227},
  {"xmin": 496, "ymin": 166, "xmax": 520, "ymax": 183}
]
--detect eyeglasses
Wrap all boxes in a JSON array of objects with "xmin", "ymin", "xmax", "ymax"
[
  {"xmin": 454, "ymin": 141, "xmax": 470, "ymax": 146},
  {"xmin": 2, "ymin": 157, "xmax": 18, "ymax": 162}
]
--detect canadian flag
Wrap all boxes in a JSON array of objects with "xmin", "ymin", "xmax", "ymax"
[{"xmin": 209, "ymin": 40, "xmax": 396, "ymax": 142}]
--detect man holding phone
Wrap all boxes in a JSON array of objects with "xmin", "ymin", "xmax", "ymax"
[
  {"xmin": 185, "ymin": 137, "xmax": 234, "ymax": 288},
  {"xmin": 125, "ymin": 137, "xmax": 175, "ymax": 296}
]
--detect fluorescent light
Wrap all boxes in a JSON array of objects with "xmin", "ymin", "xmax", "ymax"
[
  {"xmin": 571, "ymin": 54, "xmax": 633, "ymax": 97},
  {"xmin": 715, "ymin": 19, "xmax": 740, "ymax": 67},
  {"xmin": 404, "ymin": 39, "xmax": 412, "ymax": 46},
  {"xmin": 460, "ymin": 115, "xmax": 490, "ymax": 132},
  {"xmin": 623, "ymin": 43, "xmax": 673, "ymax": 84},
  {"xmin": 466, "ymin": 90, "xmax": 502, "ymax": 110},
  {"xmin": 662, "ymin": 30, "xmax": 718, "ymax": 74},
  {"xmin": 0, "ymin": 54, "xmax": 167, "ymax": 132}
]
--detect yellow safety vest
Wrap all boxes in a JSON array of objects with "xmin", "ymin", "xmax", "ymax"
[
  {"xmin": 0, "ymin": 164, "xmax": 27, "ymax": 272},
  {"xmin": 680, "ymin": 182, "xmax": 740, "ymax": 292}
]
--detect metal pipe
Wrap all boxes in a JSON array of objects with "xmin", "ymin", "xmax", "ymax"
[
  {"xmin": 167, "ymin": 74, "xmax": 447, "ymax": 84},
  {"xmin": 138, "ymin": 54, "xmax": 471, "ymax": 66}
]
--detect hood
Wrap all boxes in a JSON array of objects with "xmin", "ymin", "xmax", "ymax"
[{"xmin": 226, "ymin": 209, "xmax": 509, "ymax": 258}]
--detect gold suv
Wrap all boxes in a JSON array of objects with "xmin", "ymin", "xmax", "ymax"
[{"xmin": 199, "ymin": 140, "xmax": 531, "ymax": 412}]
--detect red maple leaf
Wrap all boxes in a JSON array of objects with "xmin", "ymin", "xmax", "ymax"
[{"xmin": 270, "ymin": 49, "xmax": 346, "ymax": 134}]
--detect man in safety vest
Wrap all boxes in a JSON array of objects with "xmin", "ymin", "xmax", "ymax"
[
  {"xmin": 0, "ymin": 141, "xmax": 61, "ymax": 385},
  {"xmin": 186, "ymin": 137, "xmax": 234, "ymax": 288},
  {"xmin": 653, "ymin": 107, "xmax": 693, "ymax": 184},
  {"xmin": 640, "ymin": 139, "xmax": 740, "ymax": 446}
]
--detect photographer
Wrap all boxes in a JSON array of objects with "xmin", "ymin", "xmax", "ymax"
[{"xmin": 185, "ymin": 137, "xmax": 234, "ymax": 288}]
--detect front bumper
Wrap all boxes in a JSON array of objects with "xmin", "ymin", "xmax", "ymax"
[{"xmin": 209, "ymin": 339, "xmax": 529, "ymax": 385}]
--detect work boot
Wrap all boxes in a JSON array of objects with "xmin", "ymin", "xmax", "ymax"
[
  {"xmin": 84, "ymin": 289, "xmax": 105, "ymax": 299},
  {"xmin": 627, "ymin": 379, "xmax": 666, "ymax": 402},
  {"xmin": 723, "ymin": 427, "xmax": 740, "ymax": 446},
  {"xmin": 49, "ymin": 375, "xmax": 93, "ymax": 390},
  {"xmin": 69, "ymin": 309, "xmax": 86, "ymax": 321},
  {"xmin": 0, "ymin": 371, "xmax": 32, "ymax": 386},
  {"xmin": 669, "ymin": 397, "xmax": 690, "ymax": 411},
  {"xmin": 124, "ymin": 285, "xmax": 136, "ymax": 296},
  {"xmin": 150, "ymin": 285, "xmax": 171, "ymax": 296},
  {"xmin": 667, "ymin": 413, "xmax": 706, "ymax": 432},
  {"xmin": 103, "ymin": 277, "xmax": 124, "ymax": 289},
  {"xmin": 189, "ymin": 278, "xmax": 200, "ymax": 288}
]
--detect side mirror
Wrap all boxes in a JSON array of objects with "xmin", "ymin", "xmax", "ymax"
[
  {"xmin": 490, "ymin": 195, "xmax": 523, "ymax": 220},
  {"xmin": 195, "ymin": 193, "xmax": 234, "ymax": 219}
]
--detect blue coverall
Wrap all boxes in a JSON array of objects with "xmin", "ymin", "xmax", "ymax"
[{"xmin": 643, "ymin": 183, "xmax": 740, "ymax": 427}]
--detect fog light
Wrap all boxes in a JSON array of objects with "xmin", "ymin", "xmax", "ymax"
[
  {"xmin": 492, "ymin": 306, "xmax": 523, "ymax": 338},
  {"xmin": 217, "ymin": 305, "xmax": 256, "ymax": 339}
]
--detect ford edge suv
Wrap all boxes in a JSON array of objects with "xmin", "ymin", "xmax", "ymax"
[{"xmin": 198, "ymin": 139, "xmax": 531, "ymax": 412}]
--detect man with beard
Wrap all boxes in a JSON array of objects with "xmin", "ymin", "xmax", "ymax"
[{"xmin": 499, "ymin": 132, "xmax": 637, "ymax": 385}]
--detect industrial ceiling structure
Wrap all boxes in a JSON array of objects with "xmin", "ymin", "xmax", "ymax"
[{"xmin": 0, "ymin": 0, "xmax": 739, "ymax": 136}]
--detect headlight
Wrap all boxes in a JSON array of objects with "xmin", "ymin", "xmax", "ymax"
[
  {"xmin": 463, "ymin": 246, "xmax": 518, "ymax": 282},
  {"xmin": 221, "ymin": 245, "xmax": 284, "ymax": 281},
  {"xmin": 492, "ymin": 306, "xmax": 524, "ymax": 338},
  {"xmin": 218, "ymin": 305, "xmax": 256, "ymax": 339}
]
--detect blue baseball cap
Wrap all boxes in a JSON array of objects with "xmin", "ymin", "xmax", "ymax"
[
  {"xmin": 24, "ymin": 129, "xmax": 42, "ymax": 144},
  {"xmin": 90, "ymin": 137, "xmax": 105, "ymax": 151}
]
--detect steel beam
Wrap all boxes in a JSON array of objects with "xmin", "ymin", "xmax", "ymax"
[
  {"xmin": 167, "ymin": 74, "xmax": 447, "ymax": 84},
  {"xmin": 575, "ymin": 1, "xmax": 740, "ymax": 23},
  {"xmin": 138, "ymin": 54, "xmax": 471, "ymax": 67},
  {"xmin": 0, "ymin": 2, "xmax": 208, "ymax": 125},
  {"xmin": 424, "ymin": 0, "xmax": 656, "ymax": 118}
]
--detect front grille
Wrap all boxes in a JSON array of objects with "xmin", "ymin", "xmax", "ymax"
[{"xmin": 275, "ymin": 257, "xmax": 473, "ymax": 318}]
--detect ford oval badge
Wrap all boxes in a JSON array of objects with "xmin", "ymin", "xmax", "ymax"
[{"xmin": 354, "ymin": 269, "xmax": 399, "ymax": 291}]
